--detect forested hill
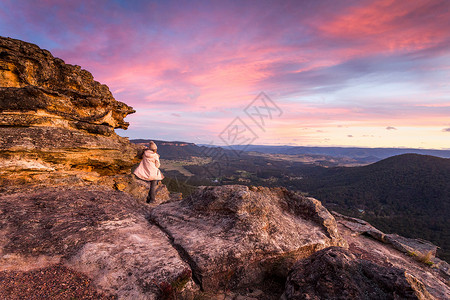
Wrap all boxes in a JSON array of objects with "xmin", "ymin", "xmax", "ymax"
[{"xmin": 297, "ymin": 154, "xmax": 450, "ymax": 261}]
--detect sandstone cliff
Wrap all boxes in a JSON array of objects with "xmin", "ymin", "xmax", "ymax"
[
  {"xmin": 0, "ymin": 36, "xmax": 133, "ymax": 132},
  {"xmin": 0, "ymin": 36, "xmax": 140, "ymax": 190}
]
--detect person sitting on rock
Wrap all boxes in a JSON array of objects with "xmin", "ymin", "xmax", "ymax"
[{"xmin": 133, "ymin": 141, "xmax": 164, "ymax": 203}]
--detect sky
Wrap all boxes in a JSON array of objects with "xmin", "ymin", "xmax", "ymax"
[{"xmin": 0, "ymin": 0, "xmax": 449, "ymax": 149}]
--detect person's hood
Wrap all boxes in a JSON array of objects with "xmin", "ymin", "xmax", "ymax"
[{"xmin": 144, "ymin": 150, "xmax": 159, "ymax": 158}]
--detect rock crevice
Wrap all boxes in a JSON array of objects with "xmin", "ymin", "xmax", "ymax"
[{"xmin": 149, "ymin": 216, "xmax": 204, "ymax": 289}]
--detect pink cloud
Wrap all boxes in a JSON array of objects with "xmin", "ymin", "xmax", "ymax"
[
  {"xmin": 1, "ymin": 0, "xmax": 449, "ymax": 147},
  {"xmin": 317, "ymin": 0, "xmax": 450, "ymax": 55}
]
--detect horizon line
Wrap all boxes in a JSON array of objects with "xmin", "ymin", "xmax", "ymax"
[{"xmin": 126, "ymin": 137, "xmax": 450, "ymax": 151}]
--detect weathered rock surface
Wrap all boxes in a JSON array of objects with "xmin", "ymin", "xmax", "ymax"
[
  {"xmin": 0, "ymin": 36, "xmax": 141, "ymax": 189},
  {"xmin": 150, "ymin": 185, "xmax": 347, "ymax": 292},
  {"xmin": 0, "ymin": 265, "xmax": 114, "ymax": 299},
  {"xmin": 282, "ymin": 246, "xmax": 434, "ymax": 300},
  {"xmin": 333, "ymin": 212, "xmax": 439, "ymax": 258},
  {"xmin": 0, "ymin": 187, "xmax": 199, "ymax": 299},
  {"xmin": 1, "ymin": 184, "xmax": 449, "ymax": 299},
  {"xmin": 334, "ymin": 213, "xmax": 450, "ymax": 300},
  {"xmin": 0, "ymin": 36, "xmax": 134, "ymax": 132}
]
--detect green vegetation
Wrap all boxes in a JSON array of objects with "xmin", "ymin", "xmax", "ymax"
[{"xmin": 407, "ymin": 250, "xmax": 434, "ymax": 266}]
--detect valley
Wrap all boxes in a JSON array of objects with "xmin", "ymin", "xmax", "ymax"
[{"xmin": 136, "ymin": 140, "xmax": 450, "ymax": 262}]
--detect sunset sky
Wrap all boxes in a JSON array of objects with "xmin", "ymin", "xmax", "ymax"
[{"xmin": 1, "ymin": 0, "xmax": 449, "ymax": 149}]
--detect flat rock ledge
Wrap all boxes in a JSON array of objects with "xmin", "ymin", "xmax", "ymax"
[{"xmin": 0, "ymin": 187, "xmax": 198, "ymax": 299}]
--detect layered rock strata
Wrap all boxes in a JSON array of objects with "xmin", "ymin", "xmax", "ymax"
[
  {"xmin": 0, "ymin": 36, "xmax": 133, "ymax": 132},
  {"xmin": 0, "ymin": 36, "xmax": 139, "ymax": 188}
]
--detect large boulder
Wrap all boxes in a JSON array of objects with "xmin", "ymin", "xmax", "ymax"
[
  {"xmin": 0, "ymin": 36, "xmax": 141, "ymax": 189},
  {"xmin": 282, "ymin": 247, "xmax": 434, "ymax": 300},
  {"xmin": 150, "ymin": 185, "xmax": 347, "ymax": 292}
]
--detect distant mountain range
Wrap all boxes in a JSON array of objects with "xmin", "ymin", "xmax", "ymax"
[
  {"xmin": 224, "ymin": 145, "xmax": 450, "ymax": 163},
  {"xmin": 134, "ymin": 139, "xmax": 450, "ymax": 162}
]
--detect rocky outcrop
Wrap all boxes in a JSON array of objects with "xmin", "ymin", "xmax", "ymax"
[
  {"xmin": 0, "ymin": 36, "xmax": 140, "ymax": 189},
  {"xmin": 0, "ymin": 36, "xmax": 133, "ymax": 132},
  {"xmin": 0, "ymin": 185, "xmax": 348, "ymax": 299},
  {"xmin": 282, "ymin": 247, "xmax": 434, "ymax": 300},
  {"xmin": 150, "ymin": 185, "xmax": 347, "ymax": 292},
  {"xmin": 1, "ymin": 185, "xmax": 449, "ymax": 299}
]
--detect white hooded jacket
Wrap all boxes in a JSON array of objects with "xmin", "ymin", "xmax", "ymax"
[{"xmin": 133, "ymin": 150, "xmax": 164, "ymax": 181}]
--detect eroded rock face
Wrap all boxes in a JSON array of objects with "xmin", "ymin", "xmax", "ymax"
[
  {"xmin": 0, "ymin": 36, "xmax": 140, "ymax": 188},
  {"xmin": 0, "ymin": 36, "xmax": 134, "ymax": 132},
  {"xmin": 0, "ymin": 187, "xmax": 198, "ymax": 299},
  {"xmin": 150, "ymin": 185, "xmax": 347, "ymax": 292},
  {"xmin": 282, "ymin": 247, "xmax": 434, "ymax": 300}
]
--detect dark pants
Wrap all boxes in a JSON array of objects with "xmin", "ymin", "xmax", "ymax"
[{"xmin": 147, "ymin": 180, "xmax": 159, "ymax": 203}]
